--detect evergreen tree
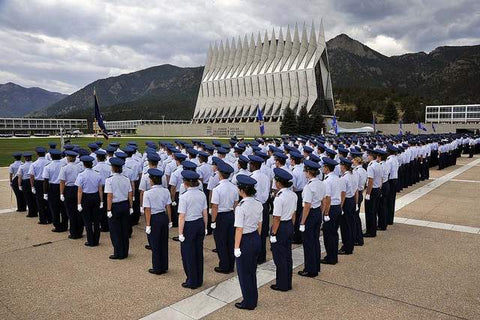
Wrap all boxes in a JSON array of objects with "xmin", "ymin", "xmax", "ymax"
[
  {"xmin": 383, "ymin": 100, "xmax": 398, "ymax": 123},
  {"xmin": 309, "ymin": 105, "xmax": 325, "ymax": 134},
  {"xmin": 402, "ymin": 103, "xmax": 417, "ymax": 123},
  {"xmin": 297, "ymin": 105, "xmax": 310, "ymax": 134},
  {"xmin": 355, "ymin": 99, "xmax": 373, "ymax": 123},
  {"xmin": 280, "ymin": 107, "xmax": 298, "ymax": 134}
]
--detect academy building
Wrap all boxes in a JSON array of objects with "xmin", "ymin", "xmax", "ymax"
[{"xmin": 192, "ymin": 21, "xmax": 335, "ymax": 124}]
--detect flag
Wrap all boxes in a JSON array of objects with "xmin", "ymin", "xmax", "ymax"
[
  {"xmin": 417, "ymin": 122, "xmax": 427, "ymax": 132},
  {"xmin": 372, "ymin": 114, "xmax": 376, "ymax": 133},
  {"xmin": 431, "ymin": 122, "xmax": 436, "ymax": 133},
  {"xmin": 94, "ymin": 90, "xmax": 109, "ymax": 139},
  {"xmin": 256, "ymin": 106, "xmax": 265, "ymax": 136},
  {"xmin": 332, "ymin": 115, "xmax": 338, "ymax": 135},
  {"xmin": 399, "ymin": 119, "xmax": 403, "ymax": 135}
]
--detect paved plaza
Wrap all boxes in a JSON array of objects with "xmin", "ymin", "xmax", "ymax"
[{"xmin": 0, "ymin": 155, "xmax": 479, "ymax": 320}]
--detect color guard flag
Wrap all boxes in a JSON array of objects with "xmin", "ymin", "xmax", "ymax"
[
  {"xmin": 399, "ymin": 119, "xmax": 403, "ymax": 135},
  {"xmin": 417, "ymin": 122, "xmax": 427, "ymax": 132},
  {"xmin": 332, "ymin": 115, "xmax": 338, "ymax": 135},
  {"xmin": 94, "ymin": 90, "xmax": 109, "ymax": 139},
  {"xmin": 431, "ymin": 122, "xmax": 436, "ymax": 133},
  {"xmin": 257, "ymin": 106, "xmax": 265, "ymax": 136}
]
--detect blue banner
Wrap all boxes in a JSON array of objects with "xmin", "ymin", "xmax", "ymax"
[
  {"xmin": 257, "ymin": 106, "xmax": 265, "ymax": 136},
  {"xmin": 94, "ymin": 90, "xmax": 109, "ymax": 139}
]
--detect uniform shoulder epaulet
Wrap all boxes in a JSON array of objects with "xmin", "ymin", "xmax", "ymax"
[
  {"xmin": 238, "ymin": 199, "xmax": 244, "ymax": 207},
  {"xmin": 276, "ymin": 191, "xmax": 282, "ymax": 197}
]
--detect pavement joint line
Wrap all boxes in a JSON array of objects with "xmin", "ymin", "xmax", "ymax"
[
  {"xmin": 0, "ymin": 208, "xmax": 19, "ymax": 215},
  {"xmin": 307, "ymin": 277, "xmax": 470, "ymax": 320},
  {"xmin": 0, "ymin": 237, "xmax": 70, "ymax": 255}
]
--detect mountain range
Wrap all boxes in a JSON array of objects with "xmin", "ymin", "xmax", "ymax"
[
  {"xmin": 4, "ymin": 34, "xmax": 479, "ymax": 120},
  {"xmin": 0, "ymin": 82, "xmax": 66, "ymax": 117}
]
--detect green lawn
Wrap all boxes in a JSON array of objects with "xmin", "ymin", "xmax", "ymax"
[{"xmin": 0, "ymin": 137, "xmax": 230, "ymax": 167}]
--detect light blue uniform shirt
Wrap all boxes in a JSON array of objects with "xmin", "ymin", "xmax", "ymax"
[
  {"xmin": 28, "ymin": 157, "xmax": 50, "ymax": 180},
  {"xmin": 104, "ymin": 173, "xmax": 132, "ymax": 203},
  {"xmin": 125, "ymin": 158, "xmax": 140, "ymax": 181},
  {"xmin": 75, "ymin": 168, "xmax": 102, "ymax": 194},
  {"xmin": 367, "ymin": 161, "xmax": 383, "ymax": 188},
  {"xmin": 211, "ymin": 179, "xmax": 239, "ymax": 212},
  {"xmin": 18, "ymin": 161, "xmax": 32, "ymax": 180},
  {"xmin": 302, "ymin": 177, "xmax": 326, "ymax": 208},
  {"xmin": 93, "ymin": 161, "xmax": 111, "ymax": 185},
  {"xmin": 291, "ymin": 164, "xmax": 307, "ymax": 192},
  {"xmin": 143, "ymin": 185, "xmax": 171, "ymax": 214},
  {"xmin": 387, "ymin": 155, "xmax": 399, "ymax": 180},
  {"xmin": 251, "ymin": 169, "xmax": 270, "ymax": 204},
  {"xmin": 169, "ymin": 165, "xmax": 184, "ymax": 191},
  {"xmin": 341, "ymin": 171, "xmax": 357, "ymax": 198},
  {"xmin": 273, "ymin": 188, "xmax": 297, "ymax": 220},
  {"xmin": 197, "ymin": 162, "xmax": 212, "ymax": 184},
  {"xmin": 59, "ymin": 162, "xmax": 82, "ymax": 186},
  {"xmin": 324, "ymin": 172, "xmax": 345, "ymax": 206},
  {"xmin": 234, "ymin": 197, "xmax": 263, "ymax": 234},
  {"xmin": 178, "ymin": 188, "xmax": 207, "ymax": 221},
  {"xmin": 42, "ymin": 160, "xmax": 63, "ymax": 184},
  {"xmin": 353, "ymin": 165, "xmax": 367, "ymax": 191},
  {"xmin": 9, "ymin": 161, "xmax": 23, "ymax": 179}
]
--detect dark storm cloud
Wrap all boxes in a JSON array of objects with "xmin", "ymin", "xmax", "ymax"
[{"xmin": 0, "ymin": 0, "xmax": 478, "ymax": 93}]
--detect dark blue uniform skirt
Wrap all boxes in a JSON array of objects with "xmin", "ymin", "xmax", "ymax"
[
  {"xmin": 151, "ymin": 212, "xmax": 169, "ymax": 272},
  {"xmin": 64, "ymin": 186, "xmax": 83, "ymax": 238},
  {"xmin": 214, "ymin": 211, "xmax": 235, "ymax": 272},
  {"xmin": 323, "ymin": 205, "xmax": 341, "ymax": 264},
  {"xmin": 82, "ymin": 192, "xmax": 101, "ymax": 246},
  {"xmin": 340, "ymin": 197, "xmax": 355, "ymax": 254},
  {"xmin": 181, "ymin": 217, "xmax": 205, "ymax": 288},
  {"xmin": 109, "ymin": 200, "xmax": 130, "ymax": 258},
  {"xmin": 302, "ymin": 207, "xmax": 322, "ymax": 274},
  {"xmin": 236, "ymin": 231, "xmax": 261, "ymax": 309},
  {"xmin": 271, "ymin": 220, "xmax": 293, "ymax": 290}
]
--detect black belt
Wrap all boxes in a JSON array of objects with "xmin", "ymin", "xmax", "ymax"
[{"xmin": 152, "ymin": 211, "xmax": 166, "ymax": 215}]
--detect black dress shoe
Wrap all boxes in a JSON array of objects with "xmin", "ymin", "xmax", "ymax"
[
  {"xmin": 181, "ymin": 282, "xmax": 198, "ymax": 289},
  {"xmin": 354, "ymin": 242, "xmax": 364, "ymax": 246},
  {"xmin": 109, "ymin": 255, "xmax": 120, "ymax": 259},
  {"xmin": 84, "ymin": 242, "xmax": 93, "ymax": 247},
  {"xmin": 214, "ymin": 267, "xmax": 231, "ymax": 274},
  {"xmin": 145, "ymin": 245, "xmax": 152, "ymax": 250},
  {"xmin": 363, "ymin": 233, "xmax": 376, "ymax": 238},
  {"xmin": 338, "ymin": 249, "xmax": 352, "ymax": 255},
  {"xmin": 148, "ymin": 269, "xmax": 166, "ymax": 275},
  {"xmin": 212, "ymin": 248, "xmax": 218, "ymax": 253},
  {"xmin": 51, "ymin": 228, "xmax": 62, "ymax": 232},
  {"xmin": 377, "ymin": 227, "xmax": 387, "ymax": 231},
  {"xmin": 172, "ymin": 236, "xmax": 179, "ymax": 241},
  {"xmin": 292, "ymin": 240, "xmax": 303, "ymax": 245},
  {"xmin": 270, "ymin": 284, "xmax": 289, "ymax": 291},
  {"xmin": 38, "ymin": 221, "xmax": 48, "ymax": 225},
  {"xmin": 320, "ymin": 258, "xmax": 337, "ymax": 265},
  {"xmin": 257, "ymin": 259, "xmax": 266, "ymax": 265},
  {"xmin": 26, "ymin": 214, "xmax": 37, "ymax": 218},
  {"xmin": 297, "ymin": 270, "xmax": 318, "ymax": 277},
  {"xmin": 234, "ymin": 302, "xmax": 255, "ymax": 310}
]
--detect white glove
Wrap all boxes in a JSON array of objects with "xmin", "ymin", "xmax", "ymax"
[
  {"xmin": 211, "ymin": 222, "xmax": 216, "ymax": 229},
  {"xmin": 77, "ymin": 204, "xmax": 83, "ymax": 212},
  {"xmin": 129, "ymin": 208, "xmax": 134, "ymax": 215},
  {"xmin": 19, "ymin": 186, "xmax": 23, "ymax": 191},
  {"xmin": 107, "ymin": 211, "xmax": 112, "ymax": 218},
  {"xmin": 132, "ymin": 195, "xmax": 135, "ymax": 201},
  {"xmin": 140, "ymin": 207, "xmax": 144, "ymax": 214},
  {"xmin": 205, "ymin": 229, "xmax": 208, "ymax": 235},
  {"xmin": 171, "ymin": 201, "xmax": 177, "ymax": 207},
  {"xmin": 43, "ymin": 194, "xmax": 48, "ymax": 201},
  {"xmin": 168, "ymin": 222, "xmax": 173, "ymax": 229},
  {"xmin": 270, "ymin": 235, "xmax": 277, "ymax": 243},
  {"xmin": 178, "ymin": 234, "xmax": 185, "ymax": 242},
  {"xmin": 145, "ymin": 226, "xmax": 151, "ymax": 234},
  {"xmin": 99, "ymin": 202, "xmax": 104, "ymax": 209},
  {"xmin": 356, "ymin": 204, "xmax": 359, "ymax": 211},
  {"xmin": 234, "ymin": 248, "xmax": 242, "ymax": 257},
  {"xmin": 365, "ymin": 194, "xmax": 371, "ymax": 200},
  {"xmin": 324, "ymin": 215, "xmax": 331, "ymax": 222},
  {"xmin": 60, "ymin": 194, "xmax": 65, "ymax": 202},
  {"xmin": 299, "ymin": 225, "xmax": 305, "ymax": 232},
  {"xmin": 31, "ymin": 187, "xmax": 36, "ymax": 194}
]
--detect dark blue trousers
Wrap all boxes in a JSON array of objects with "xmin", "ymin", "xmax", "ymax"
[
  {"xmin": 109, "ymin": 201, "xmax": 130, "ymax": 258},
  {"xmin": 11, "ymin": 178, "xmax": 26, "ymax": 211},
  {"xmin": 100, "ymin": 187, "xmax": 109, "ymax": 232},
  {"xmin": 48, "ymin": 184, "xmax": 67, "ymax": 231},
  {"xmin": 35, "ymin": 180, "xmax": 51, "ymax": 223},
  {"xmin": 365, "ymin": 188, "xmax": 381, "ymax": 236},
  {"xmin": 237, "ymin": 231, "xmax": 261, "ymax": 309},
  {"xmin": 302, "ymin": 207, "xmax": 321, "ymax": 274},
  {"xmin": 354, "ymin": 192, "xmax": 364, "ymax": 245},
  {"xmin": 378, "ymin": 182, "xmax": 390, "ymax": 230},
  {"xmin": 81, "ymin": 192, "xmax": 101, "ymax": 246},
  {"xmin": 181, "ymin": 218, "xmax": 205, "ymax": 288},
  {"xmin": 214, "ymin": 211, "xmax": 235, "ymax": 272},
  {"xmin": 64, "ymin": 186, "xmax": 83, "ymax": 238},
  {"xmin": 340, "ymin": 197, "xmax": 355, "ymax": 253},
  {"xmin": 258, "ymin": 202, "xmax": 269, "ymax": 264},
  {"xmin": 387, "ymin": 179, "xmax": 397, "ymax": 225},
  {"xmin": 151, "ymin": 212, "xmax": 169, "ymax": 272},
  {"xmin": 171, "ymin": 192, "xmax": 179, "ymax": 227},
  {"xmin": 203, "ymin": 184, "xmax": 212, "ymax": 234},
  {"xmin": 293, "ymin": 191, "xmax": 303, "ymax": 243},
  {"xmin": 271, "ymin": 220, "xmax": 293, "ymax": 290},
  {"xmin": 22, "ymin": 179, "xmax": 37, "ymax": 217},
  {"xmin": 323, "ymin": 205, "xmax": 341, "ymax": 264}
]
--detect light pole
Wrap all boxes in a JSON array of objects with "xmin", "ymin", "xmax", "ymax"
[{"xmin": 162, "ymin": 115, "xmax": 165, "ymax": 137}]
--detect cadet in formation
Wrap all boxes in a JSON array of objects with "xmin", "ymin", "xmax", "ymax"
[
  {"xmin": 9, "ymin": 152, "xmax": 26, "ymax": 212},
  {"xmin": 59, "ymin": 150, "xmax": 83, "ymax": 238}
]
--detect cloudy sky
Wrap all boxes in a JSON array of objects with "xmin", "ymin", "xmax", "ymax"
[{"xmin": 1, "ymin": 0, "xmax": 479, "ymax": 94}]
